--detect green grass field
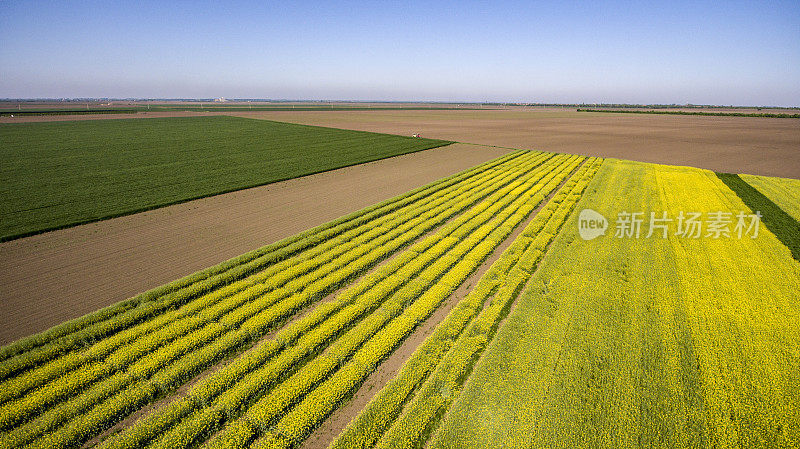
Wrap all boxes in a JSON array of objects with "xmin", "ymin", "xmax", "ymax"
[{"xmin": 0, "ymin": 116, "xmax": 451, "ymax": 241}]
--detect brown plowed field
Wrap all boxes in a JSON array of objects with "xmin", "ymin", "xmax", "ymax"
[
  {"xmin": 0, "ymin": 143, "xmax": 509, "ymax": 344},
  {"xmin": 231, "ymin": 109, "xmax": 800, "ymax": 179}
]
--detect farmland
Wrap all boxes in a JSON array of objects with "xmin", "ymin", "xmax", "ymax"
[
  {"xmin": 0, "ymin": 101, "xmax": 490, "ymax": 117},
  {"xmin": 576, "ymin": 108, "xmax": 800, "ymax": 118},
  {"xmin": 1, "ymin": 112, "xmax": 799, "ymax": 449},
  {"xmin": 5, "ymin": 107, "xmax": 799, "ymax": 178},
  {"xmin": 737, "ymin": 175, "xmax": 800, "ymax": 221},
  {"xmin": 0, "ymin": 142, "xmax": 509, "ymax": 345},
  {"xmin": 0, "ymin": 150, "xmax": 592, "ymax": 447},
  {"xmin": 0, "ymin": 116, "xmax": 450, "ymax": 241},
  {"xmin": 1, "ymin": 143, "xmax": 797, "ymax": 448},
  {"xmin": 4, "ymin": 0, "xmax": 799, "ymax": 446}
]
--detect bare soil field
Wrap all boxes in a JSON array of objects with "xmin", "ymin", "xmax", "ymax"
[
  {"xmin": 0, "ymin": 143, "xmax": 509, "ymax": 344},
  {"xmin": 232, "ymin": 109, "xmax": 800, "ymax": 179}
]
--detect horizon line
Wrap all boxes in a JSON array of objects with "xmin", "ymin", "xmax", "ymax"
[{"xmin": 1, "ymin": 98, "xmax": 799, "ymax": 109}]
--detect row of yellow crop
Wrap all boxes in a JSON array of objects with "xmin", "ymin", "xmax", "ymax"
[
  {"xmin": 149, "ymin": 153, "xmax": 564, "ymax": 447},
  {"xmin": 374, "ymin": 158, "xmax": 603, "ymax": 449},
  {"xmin": 0, "ymin": 153, "xmax": 549, "ymax": 448},
  {"xmin": 246, "ymin": 156, "xmax": 590, "ymax": 449},
  {"xmin": 204, "ymin": 155, "xmax": 586, "ymax": 449},
  {"xmin": 114, "ymin": 154, "xmax": 551, "ymax": 383},
  {"xmin": 326, "ymin": 156, "xmax": 592, "ymax": 449},
  {"xmin": 94, "ymin": 153, "xmax": 570, "ymax": 449},
  {"xmin": 0, "ymin": 206, "xmax": 442, "ymax": 430},
  {"xmin": 0, "ymin": 151, "xmax": 525, "ymax": 380}
]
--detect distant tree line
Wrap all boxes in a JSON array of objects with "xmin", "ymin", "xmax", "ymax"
[{"xmin": 576, "ymin": 109, "xmax": 800, "ymax": 118}]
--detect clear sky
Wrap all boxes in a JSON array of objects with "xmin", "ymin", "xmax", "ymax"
[{"xmin": 1, "ymin": 0, "xmax": 799, "ymax": 106}]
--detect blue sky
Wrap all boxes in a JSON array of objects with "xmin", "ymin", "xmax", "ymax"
[{"xmin": 1, "ymin": 0, "xmax": 799, "ymax": 105}]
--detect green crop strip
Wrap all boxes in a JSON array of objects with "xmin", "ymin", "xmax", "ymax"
[
  {"xmin": 716, "ymin": 172, "xmax": 800, "ymax": 261},
  {"xmin": 0, "ymin": 116, "xmax": 452, "ymax": 241}
]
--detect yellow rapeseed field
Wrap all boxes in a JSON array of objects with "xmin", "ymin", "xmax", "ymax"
[{"xmin": 429, "ymin": 160, "xmax": 799, "ymax": 448}]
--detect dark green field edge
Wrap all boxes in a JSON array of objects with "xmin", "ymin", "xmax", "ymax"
[
  {"xmin": 0, "ymin": 106, "xmax": 491, "ymax": 116},
  {"xmin": 577, "ymin": 108, "xmax": 800, "ymax": 118},
  {"xmin": 716, "ymin": 172, "xmax": 800, "ymax": 261},
  {"xmin": 0, "ymin": 124, "xmax": 453, "ymax": 242}
]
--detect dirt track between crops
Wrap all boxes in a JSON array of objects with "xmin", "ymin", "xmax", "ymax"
[
  {"xmin": 0, "ymin": 143, "xmax": 510, "ymax": 345},
  {"xmin": 230, "ymin": 109, "xmax": 800, "ymax": 179}
]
